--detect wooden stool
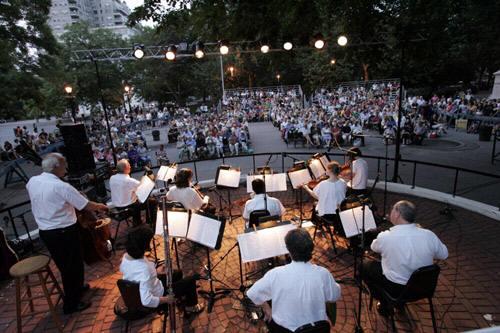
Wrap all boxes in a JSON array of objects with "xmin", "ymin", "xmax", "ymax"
[{"xmin": 9, "ymin": 254, "xmax": 64, "ymax": 333}]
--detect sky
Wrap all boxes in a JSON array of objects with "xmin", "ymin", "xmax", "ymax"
[{"xmin": 124, "ymin": 0, "xmax": 144, "ymax": 10}]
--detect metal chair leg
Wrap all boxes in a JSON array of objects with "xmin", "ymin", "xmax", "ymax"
[{"xmin": 429, "ymin": 297, "xmax": 438, "ymax": 333}]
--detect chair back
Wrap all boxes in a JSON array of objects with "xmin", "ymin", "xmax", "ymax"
[
  {"xmin": 398, "ymin": 264, "xmax": 441, "ymax": 303},
  {"xmin": 115, "ymin": 279, "xmax": 153, "ymax": 320},
  {"xmin": 294, "ymin": 320, "xmax": 330, "ymax": 333},
  {"xmin": 249, "ymin": 209, "xmax": 270, "ymax": 228}
]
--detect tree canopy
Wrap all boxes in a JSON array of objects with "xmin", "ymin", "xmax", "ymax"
[{"xmin": 1, "ymin": 0, "xmax": 499, "ymax": 119}]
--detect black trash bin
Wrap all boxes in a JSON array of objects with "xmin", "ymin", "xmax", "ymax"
[
  {"xmin": 478, "ymin": 125, "xmax": 492, "ymax": 141},
  {"xmin": 152, "ymin": 130, "xmax": 160, "ymax": 141}
]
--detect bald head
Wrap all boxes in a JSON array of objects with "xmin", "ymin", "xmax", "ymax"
[{"xmin": 116, "ymin": 159, "xmax": 131, "ymax": 174}]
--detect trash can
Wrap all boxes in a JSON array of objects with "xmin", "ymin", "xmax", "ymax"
[
  {"xmin": 152, "ymin": 130, "xmax": 160, "ymax": 141},
  {"xmin": 478, "ymin": 125, "xmax": 492, "ymax": 141}
]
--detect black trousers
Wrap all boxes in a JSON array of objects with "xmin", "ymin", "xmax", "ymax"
[
  {"xmin": 39, "ymin": 223, "xmax": 84, "ymax": 311},
  {"xmin": 267, "ymin": 319, "xmax": 292, "ymax": 333},
  {"xmin": 126, "ymin": 198, "xmax": 158, "ymax": 226},
  {"xmin": 361, "ymin": 260, "xmax": 405, "ymax": 305},
  {"xmin": 158, "ymin": 271, "xmax": 198, "ymax": 307}
]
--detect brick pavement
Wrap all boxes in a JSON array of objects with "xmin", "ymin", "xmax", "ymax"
[{"xmin": 0, "ymin": 188, "xmax": 499, "ymax": 332}]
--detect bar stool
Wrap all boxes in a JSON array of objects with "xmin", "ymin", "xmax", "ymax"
[{"xmin": 9, "ymin": 254, "xmax": 64, "ymax": 333}]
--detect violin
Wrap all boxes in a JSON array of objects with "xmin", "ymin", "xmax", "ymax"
[
  {"xmin": 306, "ymin": 174, "xmax": 329, "ymax": 189},
  {"xmin": 192, "ymin": 183, "xmax": 217, "ymax": 215},
  {"xmin": 339, "ymin": 162, "xmax": 352, "ymax": 181}
]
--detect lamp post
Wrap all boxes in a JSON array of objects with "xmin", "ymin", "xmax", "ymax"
[
  {"xmin": 124, "ymin": 84, "xmax": 133, "ymax": 113},
  {"xmin": 88, "ymin": 55, "xmax": 117, "ymax": 166},
  {"xmin": 63, "ymin": 84, "xmax": 77, "ymax": 122}
]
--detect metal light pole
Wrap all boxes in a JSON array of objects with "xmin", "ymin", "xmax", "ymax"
[
  {"xmin": 91, "ymin": 57, "xmax": 117, "ymax": 166},
  {"xmin": 63, "ymin": 84, "xmax": 77, "ymax": 122},
  {"xmin": 219, "ymin": 55, "xmax": 225, "ymax": 102}
]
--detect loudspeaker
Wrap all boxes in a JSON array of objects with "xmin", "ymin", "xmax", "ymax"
[
  {"xmin": 59, "ymin": 123, "xmax": 89, "ymax": 146},
  {"xmin": 59, "ymin": 124, "xmax": 95, "ymax": 174},
  {"xmin": 63, "ymin": 143, "xmax": 95, "ymax": 174}
]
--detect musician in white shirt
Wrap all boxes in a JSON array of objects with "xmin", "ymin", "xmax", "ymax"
[
  {"xmin": 247, "ymin": 228, "xmax": 341, "ymax": 332},
  {"xmin": 26, "ymin": 153, "xmax": 108, "ymax": 314},
  {"xmin": 243, "ymin": 178, "xmax": 286, "ymax": 228},
  {"xmin": 348, "ymin": 147, "xmax": 368, "ymax": 195},
  {"xmin": 119, "ymin": 225, "xmax": 204, "ymax": 313},
  {"xmin": 166, "ymin": 168, "xmax": 209, "ymax": 211},
  {"xmin": 362, "ymin": 200, "xmax": 448, "ymax": 315},
  {"xmin": 109, "ymin": 159, "xmax": 143, "ymax": 225}
]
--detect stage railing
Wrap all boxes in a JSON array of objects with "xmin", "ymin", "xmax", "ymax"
[{"xmin": 1, "ymin": 151, "xmax": 499, "ymax": 246}]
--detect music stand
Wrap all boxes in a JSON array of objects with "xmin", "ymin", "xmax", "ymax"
[
  {"xmin": 339, "ymin": 202, "xmax": 375, "ymax": 333},
  {"xmin": 187, "ymin": 211, "xmax": 228, "ymax": 313},
  {"xmin": 215, "ymin": 165, "xmax": 241, "ymax": 223},
  {"xmin": 154, "ymin": 204, "xmax": 189, "ymax": 270},
  {"xmin": 308, "ymin": 153, "xmax": 330, "ymax": 179},
  {"xmin": 246, "ymin": 173, "xmax": 287, "ymax": 194},
  {"xmin": 287, "ymin": 161, "xmax": 312, "ymax": 226},
  {"xmin": 136, "ymin": 175, "xmax": 155, "ymax": 204},
  {"xmin": 156, "ymin": 164, "xmax": 177, "ymax": 187}
]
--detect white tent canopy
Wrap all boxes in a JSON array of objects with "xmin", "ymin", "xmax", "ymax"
[{"xmin": 490, "ymin": 69, "xmax": 500, "ymax": 99}]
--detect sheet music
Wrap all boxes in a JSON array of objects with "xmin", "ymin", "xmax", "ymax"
[
  {"xmin": 339, "ymin": 206, "xmax": 377, "ymax": 238},
  {"xmin": 136, "ymin": 176, "xmax": 155, "ymax": 203},
  {"xmin": 246, "ymin": 173, "xmax": 287, "ymax": 193},
  {"xmin": 319, "ymin": 155, "xmax": 330, "ymax": 170},
  {"xmin": 186, "ymin": 213, "xmax": 222, "ymax": 249},
  {"xmin": 288, "ymin": 169, "xmax": 312, "ymax": 189},
  {"xmin": 217, "ymin": 168, "xmax": 241, "ymax": 188},
  {"xmin": 309, "ymin": 159, "xmax": 326, "ymax": 179},
  {"xmin": 157, "ymin": 165, "xmax": 177, "ymax": 182},
  {"xmin": 155, "ymin": 210, "xmax": 189, "ymax": 238},
  {"xmin": 238, "ymin": 223, "xmax": 296, "ymax": 263}
]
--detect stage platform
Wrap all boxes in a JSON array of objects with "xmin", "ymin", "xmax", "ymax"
[{"xmin": 0, "ymin": 188, "xmax": 498, "ymax": 332}]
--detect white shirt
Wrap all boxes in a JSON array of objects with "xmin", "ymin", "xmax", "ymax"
[
  {"xmin": 109, "ymin": 173, "xmax": 140, "ymax": 207},
  {"xmin": 242, "ymin": 194, "xmax": 286, "ymax": 222},
  {"xmin": 166, "ymin": 186, "xmax": 207, "ymax": 211},
  {"xmin": 371, "ymin": 223, "xmax": 448, "ymax": 285},
  {"xmin": 26, "ymin": 172, "xmax": 89, "ymax": 230},
  {"xmin": 313, "ymin": 179, "xmax": 346, "ymax": 216},
  {"xmin": 119, "ymin": 254, "xmax": 164, "ymax": 308},
  {"xmin": 351, "ymin": 158, "xmax": 368, "ymax": 190},
  {"xmin": 247, "ymin": 261, "xmax": 341, "ymax": 331}
]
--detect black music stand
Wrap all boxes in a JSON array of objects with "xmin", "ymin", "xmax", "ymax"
[
  {"xmin": 215, "ymin": 165, "xmax": 241, "ymax": 224},
  {"xmin": 287, "ymin": 161, "xmax": 313, "ymax": 227},
  {"xmin": 339, "ymin": 202, "xmax": 376, "ymax": 333},
  {"xmin": 186, "ymin": 211, "xmax": 228, "ymax": 313}
]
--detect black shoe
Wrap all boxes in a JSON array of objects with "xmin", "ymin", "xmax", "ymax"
[
  {"xmin": 64, "ymin": 301, "xmax": 92, "ymax": 315},
  {"xmin": 376, "ymin": 302, "xmax": 393, "ymax": 317},
  {"xmin": 81, "ymin": 283, "xmax": 90, "ymax": 293}
]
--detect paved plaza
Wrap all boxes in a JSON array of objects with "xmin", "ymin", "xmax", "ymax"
[{"xmin": 0, "ymin": 189, "xmax": 498, "ymax": 332}]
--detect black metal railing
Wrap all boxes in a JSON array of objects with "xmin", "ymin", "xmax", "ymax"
[{"xmin": 1, "ymin": 151, "xmax": 499, "ymax": 246}]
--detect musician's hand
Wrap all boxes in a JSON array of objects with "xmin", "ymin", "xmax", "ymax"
[
  {"xmin": 95, "ymin": 203, "xmax": 109, "ymax": 213},
  {"xmin": 160, "ymin": 295, "xmax": 176, "ymax": 305},
  {"xmin": 262, "ymin": 303, "xmax": 272, "ymax": 322}
]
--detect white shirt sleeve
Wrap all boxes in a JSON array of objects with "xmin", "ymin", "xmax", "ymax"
[
  {"xmin": 433, "ymin": 233, "xmax": 449, "ymax": 260},
  {"xmin": 246, "ymin": 270, "xmax": 273, "ymax": 305},
  {"xmin": 58, "ymin": 183, "xmax": 89, "ymax": 211},
  {"xmin": 139, "ymin": 276, "xmax": 161, "ymax": 308},
  {"xmin": 242, "ymin": 201, "xmax": 250, "ymax": 220},
  {"xmin": 322, "ymin": 269, "xmax": 341, "ymax": 302},
  {"xmin": 371, "ymin": 230, "xmax": 387, "ymax": 254}
]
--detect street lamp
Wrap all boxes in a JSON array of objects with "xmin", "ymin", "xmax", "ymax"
[
  {"xmin": 337, "ymin": 35, "xmax": 348, "ymax": 46},
  {"xmin": 219, "ymin": 40, "xmax": 229, "ymax": 55},
  {"xmin": 124, "ymin": 84, "xmax": 132, "ymax": 113},
  {"xmin": 276, "ymin": 74, "xmax": 281, "ymax": 83},
  {"xmin": 313, "ymin": 33, "xmax": 325, "ymax": 49},
  {"xmin": 63, "ymin": 84, "xmax": 77, "ymax": 122},
  {"xmin": 228, "ymin": 66, "xmax": 235, "ymax": 77},
  {"xmin": 283, "ymin": 42, "xmax": 293, "ymax": 51},
  {"xmin": 330, "ymin": 59, "xmax": 336, "ymax": 65}
]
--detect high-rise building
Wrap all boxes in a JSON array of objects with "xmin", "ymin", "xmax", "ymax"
[{"xmin": 48, "ymin": 0, "xmax": 137, "ymax": 39}]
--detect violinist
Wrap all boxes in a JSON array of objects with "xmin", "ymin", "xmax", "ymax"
[
  {"xmin": 26, "ymin": 153, "xmax": 108, "ymax": 314},
  {"xmin": 166, "ymin": 168, "xmax": 210, "ymax": 211},
  {"xmin": 346, "ymin": 147, "xmax": 368, "ymax": 196},
  {"xmin": 303, "ymin": 161, "xmax": 346, "ymax": 227}
]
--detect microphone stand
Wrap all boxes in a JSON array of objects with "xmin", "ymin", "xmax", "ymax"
[
  {"xmin": 161, "ymin": 197, "xmax": 177, "ymax": 333},
  {"xmin": 262, "ymin": 154, "xmax": 273, "ymax": 214},
  {"xmin": 354, "ymin": 198, "xmax": 368, "ymax": 333}
]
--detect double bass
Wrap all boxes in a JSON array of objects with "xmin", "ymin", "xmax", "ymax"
[{"xmin": 77, "ymin": 209, "xmax": 113, "ymax": 265}]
